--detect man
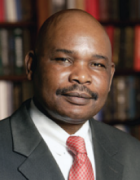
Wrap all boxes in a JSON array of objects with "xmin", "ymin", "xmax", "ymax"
[{"xmin": 0, "ymin": 9, "xmax": 140, "ymax": 180}]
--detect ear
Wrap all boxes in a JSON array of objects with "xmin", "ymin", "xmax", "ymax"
[
  {"xmin": 24, "ymin": 51, "xmax": 35, "ymax": 81},
  {"xmin": 108, "ymin": 62, "xmax": 115, "ymax": 92}
]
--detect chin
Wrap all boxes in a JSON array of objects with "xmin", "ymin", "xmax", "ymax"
[{"xmin": 51, "ymin": 110, "xmax": 93, "ymax": 125}]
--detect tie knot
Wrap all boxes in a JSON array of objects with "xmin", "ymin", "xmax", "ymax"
[{"xmin": 66, "ymin": 136, "xmax": 87, "ymax": 155}]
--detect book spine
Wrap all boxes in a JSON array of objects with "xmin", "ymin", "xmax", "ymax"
[
  {"xmin": 0, "ymin": 81, "xmax": 13, "ymax": 120},
  {"xmin": 14, "ymin": 28, "xmax": 24, "ymax": 75},
  {"xmin": 66, "ymin": 0, "xmax": 76, "ymax": 9},
  {"xmin": 127, "ymin": 76, "xmax": 136, "ymax": 119},
  {"xmin": 134, "ymin": 26, "xmax": 140, "ymax": 71},
  {"xmin": 8, "ymin": 30, "xmax": 15, "ymax": 74},
  {"xmin": 113, "ymin": 77, "xmax": 128, "ymax": 121},
  {"xmin": 119, "ymin": 0, "xmax": 130, "ymax": 21},
  {"xmin": 1, "ymin": 29, "xmax": 10, "ymax": 75},
  {"xmin": 15, "ymin": 0, "xmax": 22, "ymax": 21},
  {"xmin": 21, "ymin": 0, "xmax": 33, "ymax": 21},
  {"xmin": 5, "ymin": 0, "xmax": 17, "ymax": 22},
  {"xmin": 75, "ymin": 0, "xmax": 85, "ymax": 10},
  {"xmin": 99, "ymin": 0, "xmax": 109, "ymax": 21},
  {"xmin": 112, "ymin": 27, "xmax": 121, "ymax": 68},
  {"xmin": 108, "ymin": 0, "xmax": 119, "ymax": 21},
  {"xmin": 0, "ymin": 0, "xmax": 5, "ymax": 22},
  {"xmin": 135, "ymin": 77, "xmax": 140, "ymax": 118},
  {"xmin": 52, "ymin": 0, "xmax": 66, "ymax": 14},
  {"xmin": 13, "ymin": 82, "xmax": 22, "ymax": 111},
  {"xmin": 85, "ymin": 0, "xmax": 99, "ymax": 20},
  {"xmin": 105, "ymin": 26, "xmax": 114, "ymax": 54},
  {"xmin": 0, "ymin": 30, "xmax": 4, "ymax": 75},
  {"xmin": 123, "ymin": 27, "xmax": 134, "ymax": 70}
]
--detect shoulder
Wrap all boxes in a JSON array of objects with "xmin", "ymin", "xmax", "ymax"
[{"xmin": 90, "ymin": 119, "xmax": 140, "ymax": 150}]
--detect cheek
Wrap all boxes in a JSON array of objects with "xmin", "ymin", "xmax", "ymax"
[{"xmin": 93, "ymin": 73, "xmax": 110, "ymax": 96}]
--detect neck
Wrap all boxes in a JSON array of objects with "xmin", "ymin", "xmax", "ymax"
[
  {"xmin": 33, "ymin": 97, "xmax": 86, "ymax": 135},
  {"xmin": 54, "ymin": 120, "xmax": 85, "ymax": 135}
]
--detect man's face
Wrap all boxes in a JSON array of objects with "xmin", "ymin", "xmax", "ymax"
[{"xmin": 32, "ymin": 19, "xmax": 114, "ymax": 125}]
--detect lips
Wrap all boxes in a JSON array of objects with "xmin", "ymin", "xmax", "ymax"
[
  {"xmin": 62, "ymin": 92, "xmax": 92, "ymax": 99},
  {"xmin": 61, "ymin": 91, "xmax": 92, "ymax": 105}
]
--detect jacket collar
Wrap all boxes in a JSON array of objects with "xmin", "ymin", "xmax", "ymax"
[
  {"xmin": 90, "ymin": 119, "xmax": 123, "ymax": 180},
  {"xmin": 11, "ymin": 99, "xmax": 65, "ymax": 180},
  {"xmin": 10, "ymin": 99, "xmax": 123, "ymax": 180}
]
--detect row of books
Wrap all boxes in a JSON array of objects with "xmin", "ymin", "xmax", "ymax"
[
  {"xmin": 0, "ymin": 25, "xmax": 139, "ymax": 76},
  {"xmin": 0, "ymin": 80, "xmax": 33, "ymax": 120},
  {"xmin": 95, "ymin": 76, "xmax": 140, "ymax": 122},
  {"xmin": 105, "ymin": 25, "xmax": 140, "ymax": 72},
  {"xmin": 0, "ymin": 0, "xmax": 34, "ymax": 22},
  {"xmin": 51, "ymin": 0, "xmax": 140, "ymax": 21},
  {"xmin": 0, "ymin": 28, "xmax": 31, "ymax": 75}
]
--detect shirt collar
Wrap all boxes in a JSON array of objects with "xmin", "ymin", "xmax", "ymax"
[{"xmin": 29, "ymin": 100, "xmax": 91, "ymax": 154}]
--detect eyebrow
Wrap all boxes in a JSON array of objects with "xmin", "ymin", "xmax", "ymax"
[
  {"xmin": 54, "ymin": 48, "xmax": 108, "ymax": 61},
  {"xmin": 55, "ymin": 49, "xmax": 74, "ymax": 54},
  {"xmin": 92, "ymin": 54, "xmax": 108, "ymax": 61}
]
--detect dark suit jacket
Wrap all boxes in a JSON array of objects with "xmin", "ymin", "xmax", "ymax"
[{"xmin": 0, "ymin": 99, "xmax": 140, "ymax": 180}]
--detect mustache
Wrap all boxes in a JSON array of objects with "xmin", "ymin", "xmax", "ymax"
[{"xmin": 56, "ymin": 84, "xmax": 98, "ymax": 100}]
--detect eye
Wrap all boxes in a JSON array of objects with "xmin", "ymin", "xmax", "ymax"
[
  {"xmin": 55, "ymin": 58, "xmax": 69, "ymax": 63},
  {"xmin": 91, "ymin": 62, "xmax": 106, "ymax": 68}
]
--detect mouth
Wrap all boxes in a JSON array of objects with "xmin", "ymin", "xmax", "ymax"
[
  {"xmin": 61, "ymin": 92, "xmax": 93, "ymax": 105},
  {"xmin": 62, "ymin": 92, "xmax": 92, "ymax": 99}
]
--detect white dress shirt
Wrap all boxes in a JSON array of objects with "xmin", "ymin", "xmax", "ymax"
[{"xmin": 29, "ymin": 100, "xmax": 96, "ymax": 180}]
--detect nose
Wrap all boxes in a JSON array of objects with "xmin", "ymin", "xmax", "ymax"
[{"xmin": 69, "ymin": 64, "xmax": 92, "ymax": 85}]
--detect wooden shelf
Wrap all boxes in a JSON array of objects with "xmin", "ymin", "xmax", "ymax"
[
  {"xmin": 0, "ymin": 21, "xmax": 37, "ymax": 28},
  {"xmin": 114, "ymin": 70, "xmax": 140, "ymax": 76},
  {"xmin": 101, "ymin": 20, "xmax": 140, "ymax": 26},
  {"xmin": 0, "ymin": 75, "xmax": 27, "ymax": 81},
  {"xmin": 104, "ymin": 118, "xmax": 140, "ymax": 126}
]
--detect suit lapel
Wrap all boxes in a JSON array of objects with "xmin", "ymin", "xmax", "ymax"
[
  {"xmin": 11, "ymin": 100, "xmax": 65, "ymax": 180},
  {"xmin": 90, "ymin": 119, "xmax": 123, "ymax": 180}
]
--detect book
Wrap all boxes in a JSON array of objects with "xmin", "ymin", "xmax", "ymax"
[
  {"xmin": 23, "ymin": 29, "xmax": 31, "ymax": 59},
  {"xmin": 0, "ymin": 30, "xmax": 4, "ymax": 75},
  {"xmin": 0, "ymin": 0, "xmax": 5, "ymax": 22},
  {"xmin": 112, "ymin": 27, "xmax": 121, "ymax": 69},
  {"xmin": 108, "ymin": 0, "xmax": 119, "ymax": 21},
  {"xmin": 66, "ymin": 0, "xmax": 76, "ymax": 9},
  {"xmin": 105, "ymin": 26, "xmax": 114, "ymax": 54},
  {"xmin": 127, "ymin": 76, "xmax": 136, "ymax": 119},
  {"xmin": 99, "ymin": 0, "xmax": 109, "ymax": 21},
  {"xmin": 129, "ymin": 0, "xmax": 138, "ymax": 20},
  {"xmin": 0, "ymin": 81, "xmax": 13, "ymax": 120},
  {"xmin": 13, "ymin": 82, "xmax": 22, "ymax": 111},
  {"xmin": 85, "ymin": 0, "xmax": 99, "ymax": 20},
  {"xmin": 75, "ymin": 0, "xmax": 85, "ymax": 10},
  {"xmin": 15, "ymin": 0, "xmax": 22, "ymax": 21},
  {"xmin": 1, "ymin": 29, "xmax": 10, "ymax": 75},
  {"xmin": 4, "ymin": 0, "xmax": 17, "ymax": 22},
  {"xmin": 124, "ymin": 27, "xmax": 134, "ymax": 70},
  {"xmin": 112, "ymin": 77, "xmax": 128, "ymax": 121},
  {"xmin": 21, "ymin": 0, "xmax": 33, "ymax": 21},
  {"xmin": 22, "ymin": 81, "xmax": 33, "ymax": 102},
  {"xmin": 8, "ymin": 30, "xmax": 15, "ymax": 74},
  {"xmin": 119, "ymin": 0, "xmax": 130, "ymax": 20},
  {"xmin": 14, "ymin": 28, "xmax": 24, "ymax": 75},
  {"xmin": 118, "ymin": 28, "xmax": 126, "ymax": 69},
  {"xmin": 135, "ymin": 77, "xmax": 140, "ymax": 118},
  {"xmin": 36, "ymin": 0, "xmax": 51, "ymax": 28},
  {"xmin": 134, "ymin": 26, "xmax": 140, "ymax": 71},
  {"xmin": 52, "ymin": 0, "xmax": 66, "ymax": 14}
]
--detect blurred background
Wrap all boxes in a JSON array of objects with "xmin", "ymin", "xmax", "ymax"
[{"xmin": 0, "ymin": 0, "xmax": 140, "ymax": 139}]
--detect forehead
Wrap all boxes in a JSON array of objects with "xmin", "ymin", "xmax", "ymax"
[{"xmin": 44, "ymin": 13, "xmax": 111, "ymax": 58}]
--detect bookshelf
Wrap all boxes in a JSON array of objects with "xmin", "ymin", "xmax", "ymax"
[
  {"xmin": 0, "ymin": 0, "xmax": 36, "ymax": 119},
  {"xmin": 0, "ymin": 0, "xmax": 140, "ymax": 139},
  {"xmin": 35, "ymin": 0, "xmax": 140, "ymax": 139}
]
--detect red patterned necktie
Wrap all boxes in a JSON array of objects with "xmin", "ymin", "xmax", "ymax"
[{"xmin": 66, "ymin": 136, "xmax": 94, "ymax": 180}]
